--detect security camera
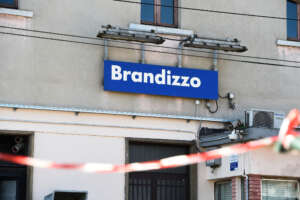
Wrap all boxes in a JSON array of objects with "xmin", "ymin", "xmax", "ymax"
[
  {"xmin": 11, "ymin": 143, "xmax": 24, "ymax": 154},
  {"xmin": 14, "ymin": 136, "xmax": 23, "ymax": 144},
  {"xmin": 228, "ymin": 92, "xmax": 235, "ymax": 100},
  {"xmin": 231, "ymin": 120, "xmax": 241, "ymax": 128},
  {"xmin": 227, "ymin": 92, "xmax": 236, "ymax": 110},
  {"xmin": 228, "ymin": 130, "xmax": 239, "ymax": 141}
]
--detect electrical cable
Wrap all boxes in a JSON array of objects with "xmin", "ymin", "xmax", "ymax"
[
  {"xmin": 195, "ymin": 124, "xmax": 207, "ymax": 152},
  {"xmin": 218, "ymin": 93, "xmax": 228, "ymax": 99},
  {"xmin": 1, "ymin": 31, "xmax": 300, "ymax": 69},
  {"xmin": 114, "ymin": 0, "xmax": 300, "ymax": 22},
  {"xmin": 1, "ymin": 25, "xmax": 300, "ymax": 64},
  {"xmin": 206, "ymin": 100, "xmax": 218, "ymax": 114}
]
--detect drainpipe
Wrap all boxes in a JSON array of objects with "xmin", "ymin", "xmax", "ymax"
[{"xmin": 242, "ymin": 173, "xmax": 249, "ymax": 200}]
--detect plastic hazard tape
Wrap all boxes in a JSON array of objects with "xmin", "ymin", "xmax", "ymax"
[
  {"xmin": 278, "ymin": 109, "xmax": 300, "ymax": 149},
  {"xmin": 0, "ymin": 109, "xmax": 299, "ymax": 174}
]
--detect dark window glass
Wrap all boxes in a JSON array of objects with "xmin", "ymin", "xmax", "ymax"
[
  {"xmin": 141, "ymin": 0, "xmax": 155, "ymax": 23},
  {"xmin": 287, "ymin": 0, "xmax": 298, "ymax": 39},
  {"xmin": 0, "ymin": 180, "xmax": 17, "ymax": 200},
  {"xmin": 141, "ymin": 0, "xmax": 177, "ymax": 27},
  {"xmin": 0, "ymin": 0, "xmax": 14, "ymax": 4},
  {"xmin": 0, "ymin": 0, "xmax": 17, "ymax": 9},
  {"xmin": 160, "ymin": 0, "xmax": 174, "ymax": 25}
]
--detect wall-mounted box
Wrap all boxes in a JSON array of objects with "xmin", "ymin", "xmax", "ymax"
[
  {"xmin": 44, "ymin": 191, "xmax": 87, "ymax": 200},
  {"xmin": 206, "ymin": 158, "xmax": 221, "ymax": 168}
]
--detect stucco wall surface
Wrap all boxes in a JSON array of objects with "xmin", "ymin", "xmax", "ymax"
[
  {"xmin": 199, "ymin": 145, "xmax": 300, "ymax": 182},
  {"xmin": 247, "ymin": 146, "xmax": 300, "ymax": 177},
  {"xmin": 32, "ymin": 133, "xmax": 125, "ymax": 200},
  {"xmin": 0, "ymin": 0, "xmax": 299, "ymax": 121},
  {"xmin": 0, "ymin": 107, "xmax": 201, "ymax": 199}
]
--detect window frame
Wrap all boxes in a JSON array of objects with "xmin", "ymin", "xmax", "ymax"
[
  {"xmin": 0, "ymin": 0, "xmax": 18, "ymax": 9},
  {"xmin": 261, "ymin": 178, "xmax": 300, "ymax": 200},
  {"xmin": 287, "ymin": 0, "xmax": 300, "ymax": 41},
  {"xmin": 0, "ymin": 134, "xmax": 29, "ymax": 200},
  {"xmin": 141, "ymin": 0, "xmax": 178, "ymax": 28},
  {"xmin": 214, "ymin": 180, "xmax": 232, "ymax": 200},
  {"xmin": 126, "ymin": 139, "xmax": 193, "ymax": 200}
]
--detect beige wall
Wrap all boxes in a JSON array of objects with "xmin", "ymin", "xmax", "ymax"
[
  {"xmin": 197, "ymin": 145, "xmax": 300, "ymax": 200},
  {"xmin": 1, "ymin": 0, "xmax": 300, "ymax": 199},
  {"xmin": 247, "ymin": 146, "xmax": 300, "ymax": 177},
  {"xmin": 0, "ymin": 107, "xmax": 202, "ymax": 199},
  {"xmin": 201, "ymin": 145, "xmax": 300, "ymax": 181},
  {"xmin": 32, "ymin": 133, "xmax": 125, "ymax": 200},
  {"xmin": 0, "ymin": 0, "xmax": 298, "ymax": 120},
  {"xmin": 198, "ymin": 162, "xmax": 215, "ymax": 200}
]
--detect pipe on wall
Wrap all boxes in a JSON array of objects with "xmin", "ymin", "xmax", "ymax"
[{"xmin": 0, "ymin": 103, "xmax": 233, "ymax": 123}]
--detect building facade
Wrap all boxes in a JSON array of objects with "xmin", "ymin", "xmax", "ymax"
[{"xmin": 0, "ymin": 0, "xmax": 300, "ymax": 199}]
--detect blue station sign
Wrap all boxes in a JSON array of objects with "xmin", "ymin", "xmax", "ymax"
[{"xmin": 104, "ymin": 60, "xmax": 218, "ymax": 100}]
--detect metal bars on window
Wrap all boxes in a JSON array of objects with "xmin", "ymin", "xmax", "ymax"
[
  {"xmin": 128, "ymin": 143, "xmax": 190, "ymax": 200},
  {"xmin": 129, "ymin": 173, "xmax": 189, "ymax": 200}
]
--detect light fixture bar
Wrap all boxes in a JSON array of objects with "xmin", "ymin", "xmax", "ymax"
[
  {"xmin": 183, "ymin": 36, "xmax": 248, "ymax": 52},
  {"xmin": 97, "ymin": 25, "xmax": 165, "ymax": 44}
]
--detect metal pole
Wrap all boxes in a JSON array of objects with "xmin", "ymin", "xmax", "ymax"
[
  {"xmin": 245, "ymin": 175, "xmax": 249, "ymax": 200},
  {"xmin": 104, "ymin": 39, "xmax": 108, "ymax": 60},
  {"xmin": 212, "ymin": 50, "xmax": 218, "ymax": 71},
  {"xmin": 177, "ymin": 42, "xmax": 183, "ymax": 67},
  {"xmin": 140, "ymin": 43, "xmax": 145, "ymax": 64},
  {"xmin": 0, "ymin": 103, "xmax": 233, "ymax": 122}
]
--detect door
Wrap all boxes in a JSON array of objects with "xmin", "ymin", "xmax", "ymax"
[
  {"xmin": 0, "ymin": 135, "xmax": 28, "ymax": 200},
  {"xmin": 129, "ymin": 142, "xmax": 190, "ymax": 200}
]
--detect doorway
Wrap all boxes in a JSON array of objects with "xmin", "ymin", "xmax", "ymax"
[
  {"xmin": 128, "ymin": 142, "xmax": 190, "ymax": 200},
  {"xmin": 0, "ymin": 134, "xmax": 29, "ymax": 200}
]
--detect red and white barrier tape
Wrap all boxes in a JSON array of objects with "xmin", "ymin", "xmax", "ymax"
[
  {"xmin": 0, "ymin": 109, "xmax": 299, "ymax": 174},
  {"xmin": 278, "ymin": 109, "xmax": 300, "ymax": 149}
]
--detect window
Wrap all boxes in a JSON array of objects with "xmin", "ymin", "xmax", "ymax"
[
  {"xmin": 262, "ymin": 179, "xmax": 299, "ymax": 200},
  {"xmin": 0, "ymin": 0, "xmax": 18, "ymax": 9},
  {"xmin": 287, "ymin": 0, "xmax": 300, "ymax": 40},
  {"xmin": 128, "ymin": 142, "xmax": 190, "ymax": 200},
  {"xmin": 141, "ymin": 0, "xmax": 178, "ymax": 28},
  {"xmin": 214, "ymin": 181, "xmax": 232, "ymax": 200}
]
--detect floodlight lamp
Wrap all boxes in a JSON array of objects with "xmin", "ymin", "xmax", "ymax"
[
  {"xmin": 183, "ymin": 36, "xmax": 248, "ymax": 53},
  {"xmin": 97, "ymin": 25, "xmax": 165, "ymax": 44}
]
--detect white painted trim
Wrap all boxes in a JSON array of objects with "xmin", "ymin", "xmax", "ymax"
[
  {"xmin": 277, "ymin": 39, "xmax": 300, "ymax": 48},
  {"xmin": 0, "ymin": 8, "xmax": 33, "ymax": 18},
  {"xmin": 129, "ymin": 23, "xmax": 194, "ymax": 36}
]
